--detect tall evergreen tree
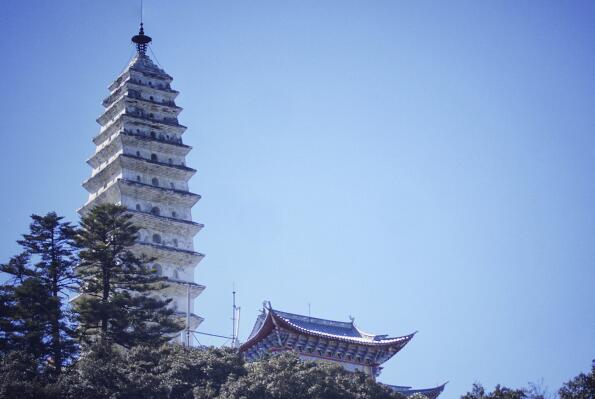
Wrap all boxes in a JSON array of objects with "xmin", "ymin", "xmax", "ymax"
[
  {"xmin": 74, "ymin": 203, "xmax": 182, "ymax": 348},
  {"xmin": 0, "ymin": 213, "xmax": 78, "ymax": 376}
]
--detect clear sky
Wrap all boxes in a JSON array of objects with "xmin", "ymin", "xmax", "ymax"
[{"xmin": 1, "ymin": 0, "xmax": 594, "ymax": 397}]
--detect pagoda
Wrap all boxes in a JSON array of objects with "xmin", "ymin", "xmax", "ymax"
[
  {"xmin": 241, "ymin": 303, "xmax": 446, "ymax": 399},
  {"xmin": 79, "ymin": 24, "xmax": 205, "ymax": 341}
]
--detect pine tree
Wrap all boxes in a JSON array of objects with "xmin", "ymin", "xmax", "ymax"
[
  {"xmin": 0, "ymin": 260, "xmax": 49, "ymax": 362},
  {"xmin": 0, "ymin": 213, "xmax": 78, "ymax": 377},
  {"xmin": 19, "ymin": 213, "xmax": 78, "ymax": 374},
  {"xmin": 74, "ymin": 203, "xmax": 182, "ymax": 348}
]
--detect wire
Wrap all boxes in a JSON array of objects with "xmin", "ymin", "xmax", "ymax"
[{"xmin": 148, "ymin": 45, "xmax": 164, "ymax": 69}]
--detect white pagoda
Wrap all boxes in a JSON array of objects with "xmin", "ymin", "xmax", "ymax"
[{"xmin": 79, "ymin": 24, "xmax": 205, "ymax": 340}]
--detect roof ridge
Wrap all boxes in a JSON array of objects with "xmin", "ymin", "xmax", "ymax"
[{"xmin": 271, "ymin": 309, "xmax": 355, "ymax": 328}]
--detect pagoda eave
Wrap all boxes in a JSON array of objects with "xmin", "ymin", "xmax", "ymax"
[
  {"xmin": 122, "ymin": 113, "xmax": 187, "ymax": 132},
  {"xmin": 165, "ymin": 279, "xmax": 206, "ymax": 298},
  {"xmin": 133, "ymin": 242, "xmax": 205, "ymax": 268},
  {"xmin": 125, "ymin": 96, "xmax": 183, "ymax": 114},
  {"xmin": 119, "ymin": 179, "xmax": 201, "ymax": 207},
  {"xmin": 128, "ymin": 210, "xmax": 203, "ymax": 237},
  {"xmin": 120, "ymin": 131, "xmax": 191, "ymax": 153},
  {"xmin": 121, "ymin": 154, "xmax": 196, "ymax": 180},
  {"xmin": 174, "ymin": 312, "xmax": 203, "ymax": 331}
]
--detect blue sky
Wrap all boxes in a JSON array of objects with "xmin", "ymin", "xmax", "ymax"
[{"xmin": 1, "ymin": 0, "xmax": 594, "ymax": 396}]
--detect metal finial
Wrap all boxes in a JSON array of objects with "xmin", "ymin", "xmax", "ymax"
[{"xmin": 131, "ymin": 22, "xmax": 152, "ymax": 55}]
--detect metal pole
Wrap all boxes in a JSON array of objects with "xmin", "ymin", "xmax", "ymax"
[
  {"xmin": 186, "ymin": 284, "xmax": 190, "ymax": 347},
  {"xmin": 235, "ymin": 306, "xmax": 241, "ymax": 347}
]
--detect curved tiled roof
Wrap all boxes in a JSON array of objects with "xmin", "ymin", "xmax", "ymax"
[
  {"xmin": 387, "ymin": 382, "xmax": 448, "ymax": 399},
  {"xmin": 272, "ymin": 309, "xmax": 415, "ymax": 345},
  {"xmin": 241, "ymin": 304, "xmax": 415, "ymax": 351}
]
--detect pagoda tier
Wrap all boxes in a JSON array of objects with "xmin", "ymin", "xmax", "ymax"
[
  {"xmin": 83, "ymin": 154, "xmax": 196, "ymax": 193},
  {"xmin": 93, "ymin": 114, "xmax": 187, "ymax": 147},
  {"xmin": 127, "ymin": 210, "xmax": 203, "ymax": 237},
  {"xmin": 240, "ymin": 303, "xmax": 446, "ymax": 398},
  {"xmin": 81, "ymin": 179, "xmax": 201, "ymax": 213},
  {"xmin": 80, "ymin": 27, "xmax": 205, "ymax": 339},
  {"xmin": 88, "ymin": 131, "xmax": 191, "ymax": 169}
]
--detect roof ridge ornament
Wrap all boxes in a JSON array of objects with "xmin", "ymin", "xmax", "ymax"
[{"xmin": 131, "ymin": 22, "xmax": 152, "ymax": 55}]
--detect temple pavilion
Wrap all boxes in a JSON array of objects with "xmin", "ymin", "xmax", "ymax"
[
  {"xmin": 241, "ymin": 303, "xmax": 446, "ymax": 399},
  {"xmin": 79, "ymin": 24, "xmax": 205, "ymax": 341}
]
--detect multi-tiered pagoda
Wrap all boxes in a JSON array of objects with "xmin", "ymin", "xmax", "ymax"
[
  {"xmin": 241, "ymin": 303, "xmax": 446, "ymax": 399},
  {"xmin": 80, "ymin": 24, "xmax": 205, "ymax": 340}
]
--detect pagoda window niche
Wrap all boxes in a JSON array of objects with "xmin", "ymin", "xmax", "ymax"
[
  {"xmin": 152, "ymin": 177, "xmax": 159, "ymax": 186},
  {"xmin": 150, "ymin": 131, "xmax": 156, "ymax": 138},
  {"xmin": 151, "ymin": 153, "xmax": 158, "ymax": 161},
  {"xmin": 171, "ymin": 211, "xmax": 177, "ymax": 218},
  {"xmin": 152, "ymin": 234, "xmax": 161, "ymax": 244},
  {"xmin": 151, "ymin": 206, "xmax": 160, "ymax": 216},
  {"xmin": 135, "ymin": 204, "xmax": 141, "ymax": 211}
]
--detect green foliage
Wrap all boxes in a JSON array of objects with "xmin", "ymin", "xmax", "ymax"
[
  {"xmin": 460, "ymin": 382, "xmax": 553, "ymax": 399},
  {"xmin": 0, "ymin": 270, "xmax": 48, "ymax": 358},
  {"xmin": 58, "ymin": 347, "xmax": 406, "ymax": 399},
  {"xmin": 218, "ymin": 352, "xmax": 405, "ymax": 399},
  {"xmin": 59, "ymin": 344, "xmax": 244, "ymax": 399},
  {"xmin": 0, "ymin": 212, "xmax": 78, "ymax": 376},
  {"xmin": 461, "ymin": 383, "xmax": 526, "ymax": 399},
  {"xmin": 0, "ymin": 350, "xmax": 60, "ymax": 399},
  {"xmin": 558, "ymin": 365, "xmax": 595, "ymax": 399},
  {"xmin": 75, "ymin": 203, "xmax": 182, "ymax": 348}
]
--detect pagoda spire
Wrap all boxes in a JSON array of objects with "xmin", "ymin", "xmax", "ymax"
[{"xmin": 131, "ymin": 22, "xmax": 152, "ymax": 55}]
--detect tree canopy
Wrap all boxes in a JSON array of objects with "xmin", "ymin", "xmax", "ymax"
[{"xmin": 558, "ymin": 365, "xmax": 595, "ymax": 399}]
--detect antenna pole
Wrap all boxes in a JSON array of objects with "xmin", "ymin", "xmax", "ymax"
[
  {"xmin": 141, "ymin": 0, "xmax": 144, "ymax": 23},
  {"xmin": 232, "ymin": 289, "xmax": 237, "ymax": 347}
]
